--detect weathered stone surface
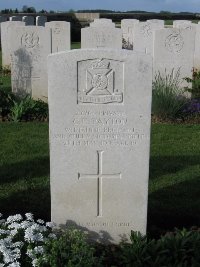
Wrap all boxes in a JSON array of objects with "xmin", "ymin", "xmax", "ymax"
[
  {"xmin": 45, "ymin": 21, "xmax": 71, "ymax": 52},
  {"xmin": 10, "ymin": 26, "xmax": 51, "ymax": 101},
  {"xmin": 48, "ymin": 49, "xmax": 152, "ymax": 244},
  {"xmin": 121, "ymin": 19, "xmax": 139, "ymax": 50},
  {"xmin": 36, "ymin": 16, "xmax": 47, "ymax": 26},
  {"xmin": 153, "ymin": 28, "xmax": 195, "ymax": 87},
  {"xmin": 1, "ymin": 21, "xmax": 25, "ymax": 66},
  {"xmin": 81, "ymin": 26, "xmax": 122, "ymax": 49},
  {"xmin": 22, "ymin": 16, "xmax": 34, "ymax": 25}
]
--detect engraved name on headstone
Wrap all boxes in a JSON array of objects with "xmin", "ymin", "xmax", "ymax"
[
  {"xmin": 81, "ymin": 26, "xmax": 122, "ymax": 49},
  {"xmin": 48, "ymin": 49, "xmax": 152, "ymax": 243}
]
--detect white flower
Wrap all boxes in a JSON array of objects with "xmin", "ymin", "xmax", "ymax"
[
  {"xmin": 32, "ymin": 259, "xmax": 38, "ymax": 267},
  {"xmin": 20, "ymin": 220, "xmax": 32, "ymax": 229},
  {"xmin": 8, "ymin": 262, "xmax": 20, "ymax": 267},
  {"xmin": 37, "ymin": 219, "xmax": 44, "ymax": 225},
  {"xmin": 0, "ymin": 229, "xmax": 9, "ymax": 235},
  {"xmin": 48, "ymin": 233, "xmax": 57, "ymax": 239},
  {"xmin": 26, "ymin": 248, "xmax": 34, "ymax": 259},
  {"xmin": 45, "ymin": 222, "xmax": 56, "ymax": 228},
  {"xmin": 7, "ymin": 215, "xmax": 22, "ymax": 224},
  {"xmin": 34, "ymin": 246, "xmax": 44, "ymax": 254},
  {"xmin": 25, "ymin": 213, "xmax": 34, "ymax": 221},
  {"xmin": 10, "ymin": 229, "xmax": 18, "ymax": 237},
  {"xmin": 8, "ymin": 222, "xmax": 21, "ymax": 230}
]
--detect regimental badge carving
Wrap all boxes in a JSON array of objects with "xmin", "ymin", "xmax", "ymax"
[
  {"xmin": 140, "ymin": 23, "xmax": 152, "ymax": 37},
  {"xmin": 78, "ymin": 58, "xmax": 124, "ymax": 104},
  {"xmin": 165, "ymin": 33, "xmax": 184, "ymax": 53},
  {"xmin": 21, "ymin": 32, "xmax": 40, "ymax": 49}
]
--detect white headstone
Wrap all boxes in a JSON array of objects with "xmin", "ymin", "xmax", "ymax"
[
  {"xmin": 81, "ymin": 27, "xmax": 122, "ymax": 49},
  {"xmin": 36, "ymin": 16, "xmax": 47, "ymax": 26},
  {"xmin": 9, "ymin": 16, "xmax": 22, "ymax": 21},
  {"xmin": 10, "ymin": 26, "xmax": 51, "ymax": 101},
  {"xmin": 121, "ymin": 19, "xmax": 139, "ymax": 50},
  {"xmin": 22, "ymin": 16, "xmax": 34, "ymax": 26},
  {"xmin": 173, "ymin": 20, "xmax": 192, "ymax": 29},
  {"xmin": 0, "ymin": 16, "xmax": 7, "ymax": 39},
  {"xmin": 1, "ymin": 21, "xmax": 25, "ymax": 66},
  {"xmin": 147, "ymin": 19, "xmax": 165, "ymax": 27},
  {"xmin": 48, "ymin": 49, "xmax": 152, "ymax": 244},
  {"xmin": 133, "ymin": 21, "xmax": 164, "ymax": 55},
  {"xmin": 90, "ymin": 18, "xmax": 115, "ymax": 28},
  {"xmin": 194, "ymin": 25, "xmax": 200, "ymax": 69},
  {"xmin": 153, "ymin": 28, "xmax": 195, "ymax": 87},
  {"xmin": 45, "ymin": 21, "xmax": 71, "ymax": 52}
]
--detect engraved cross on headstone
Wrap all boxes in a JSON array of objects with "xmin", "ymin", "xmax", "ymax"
[{"xmin": 78, "ymin": 150, "xmax": 121, "ymax": 217}]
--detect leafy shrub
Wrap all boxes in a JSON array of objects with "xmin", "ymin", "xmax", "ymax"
[
  {"xmin": 38, "ymin": 229, "xmax": 101, "ymax": 267},
  {"xmin": 152, "ymin": 69, "xmax": 188, "ymax": 120},
  {"xmin": 184, "ymin": 68, "xmax": 200, "ymax": 98},
  {"xmin": 9, "ymin": 96, "xmax": 48, "ymax": 122},
  {"xmin": 120, "ymin": 229, "xmax": 200, "ymax": 267},
  {"xmin": 0, "ymin": 88, "xmax": 16, "ymax": 120}
]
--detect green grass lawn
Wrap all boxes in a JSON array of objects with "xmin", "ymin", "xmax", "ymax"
[{"xmin": 0, "ymin": 122, "xmax": 200, "ymax": 236}]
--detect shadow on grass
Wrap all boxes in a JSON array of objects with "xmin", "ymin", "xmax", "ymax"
[
  {"xmin": 0, "ymin": 185, "xmax": 51, "ymax": 221},
  {"xmin": 148, "ymin": 175, "xmax": 200, "ymax": 237},
  {"xmin": 0, "ymin": 156, "xmax": 49, "ymax": 184},
  {"xmin": 149, "ymin": 155, "xmax": 200, "ymax": 179},
  {"xmin": 0, "ymin": 156, "xmax": 50, "ymax": 221}
]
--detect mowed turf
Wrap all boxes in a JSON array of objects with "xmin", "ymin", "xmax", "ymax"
[{"xmin": 0, "ymin": 122, "xmax": 200, "ymax": 235}]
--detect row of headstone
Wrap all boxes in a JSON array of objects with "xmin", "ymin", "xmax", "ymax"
[
  {"xmin": 0, "ymin": 18, "xmax": 198, "ymax": 101},
  {"xmin": 81, "ymin": 19, "xmax": 195, "ymax": 88},
  {"xmin": 0, "ymin": 15, "xmax": 47, "ymax": 26}
]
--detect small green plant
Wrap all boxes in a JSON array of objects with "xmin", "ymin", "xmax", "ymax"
[
  {"xmin": 120, "ymin": 229, "xmax": 200, "ymax": 267},
  {"xmin": 184, "ymin": 68, "xmax": 200, "ymax": 98},
  {"xmin": 38, "ymin": 228, "xmax": 101, "ymax": 267},
  {"xmin": 9, "ymin": 96, "xmax": 48, "ymax": 122},
  {"xmin": 152, "ymin": 69, "xmax": 188, "ymax": 120},
  {"xmin": 0, "ymin": 87, "xmax": 15, "ymax": 120}
]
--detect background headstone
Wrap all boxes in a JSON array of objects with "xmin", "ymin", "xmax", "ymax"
[
  {"xmin": 90, "ymin": 18, "xmax": 115, "ymax": 28},
  {"xmin": 173, "ymin": 20, "xmax": 192, "ymax": 29},
  {"xmin": 22, "ymin": 16, "xmax": 34, "ymax": 26},
  {"xmin": 9, "ymin": 16, "xmax": 22, "ymax": 21},
  {"xmin": 132, "ymin": 21, "xmax": 164, "ymax": 55},
  {"xmin": 45, "ymin": 21, "xmax": 71, "ymax": 52},
  {"xmin": 81, "ymin": 26, "xmax": 122, "ymax": 49},
  {"xmin": 48, "ymin": 49, "xmax": 152, "ymax": 244},
  {"xmin": 10, "ymin": 26, "xmax": 51, "ymax": 101},
  {"xmin": 194, "ymin": 24, "xmax": 200, "ymax": 69},
  {"xmin": 121, "ymin": 19, "xmax": 139, "ymax": 50},
  {"xmin": 1, "ymin": 21, "xmax": 25, "ymax": 66},
  {"xmin": 153, "ymin": 28, "xmax": 195, "ymax": 88},
  {"xmin": 147, "ymin": 19, "xmax": 165, "ymax": 27},
  {"xmin": 36, "ymin": 16, "xmax": 47, "ymax": 26}
]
